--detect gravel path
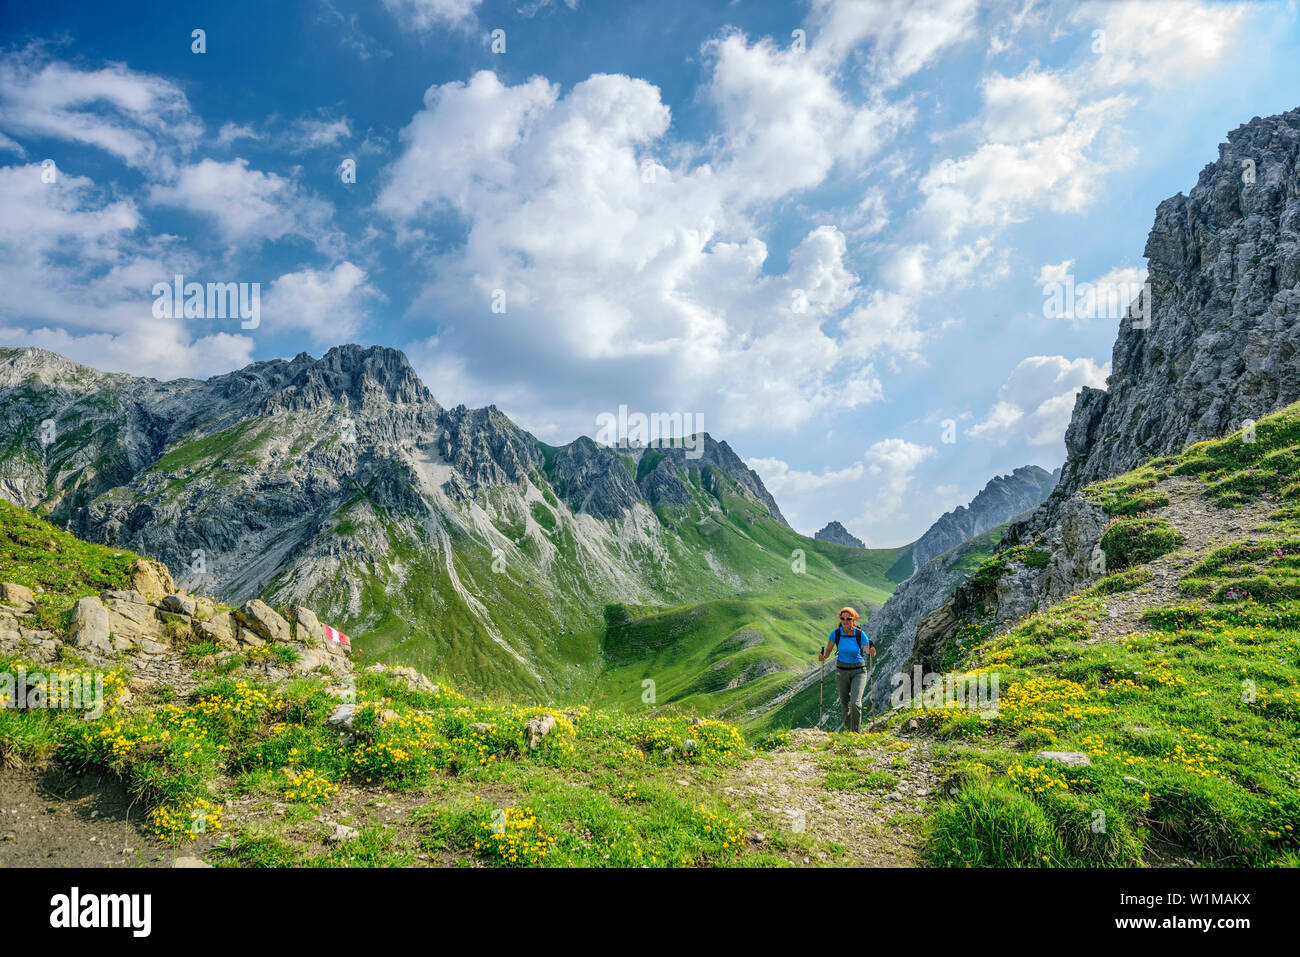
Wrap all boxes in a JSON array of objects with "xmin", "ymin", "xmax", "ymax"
[
  {"xmin": 720, "ymin": 728, "xmax": 939, "ymax": 866},
  {"xmin": 1088, "ymin": 476, "xmax": 1276, "ymax": 643}
]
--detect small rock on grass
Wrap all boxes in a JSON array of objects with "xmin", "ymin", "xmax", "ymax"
[
  {"xmin": 1035, "ymin": 750, "xmax": 1091, "ymax": 767},
  {"xmin": 327, "ymin": 704, "xmax": 355, "ymax": 730},
  {"xmin": 525, "ymin": 714, "xmax": 556, "ymax": 748},
  {"xmin": 329, "ymin": 823, "xmax": 360, "ymax": 843}
]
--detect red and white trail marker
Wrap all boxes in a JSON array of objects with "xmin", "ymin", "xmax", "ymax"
[{"xmin": 323, "ymin": 624, "xmax": 350, "ymax": 649}]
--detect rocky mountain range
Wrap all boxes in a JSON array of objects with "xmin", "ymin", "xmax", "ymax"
[{"xmin": 0, "ymin": 344, "xmax": 885, "ymax": 698}]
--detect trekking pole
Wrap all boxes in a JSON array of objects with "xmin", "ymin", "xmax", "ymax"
[
  {"xmin": 816, "ymin": 647, "xmax": 824, "ymax": 729},
  {"xmin": 868, "ymin": 651, "xmax": 876, "ymax": 719}
]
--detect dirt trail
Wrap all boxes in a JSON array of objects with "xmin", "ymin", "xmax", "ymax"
[
  {"xmin": 0, "ymin": 768, "xmax": 178, "ymax": 867},
  {"xmin": 719, "ymin": 728, "xmax": 939, "ymax": 866},
  {"xmin": 1089, "ymin": 476, "xmax": 1276, "ymax": 643},
  {"xmin": 0, "ymin": 766, "xmax": 459, "ymax": 868}
]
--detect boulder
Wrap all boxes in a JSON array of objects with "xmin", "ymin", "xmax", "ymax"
[
  {"xmin": 195, "ymin": 615, "xmax": 239, "ymax": 651},
  {"xmin": 159, "ymin": 593, "xmax": 197, "ymax": 617},
  {"xmin": 290, "ymin": 606, "xmax": 326, "ymax": 642},
  {"xmin": 235, "ymin": 599, "xmax": 291, "ymax": 644},
  {"xmin": 68, "ymin": 597, "xmax": 131, "ymax": 655},
  {"xmin": 0, "ymin": 582, "xmax": 36, "ymax": 613},
  {"xmin": 205, "ymin": 611, "xmax": 240, "ymax": 645},
  {"xmin": 130, "ymin": 559, "xmax": 175, "ymax": 598},
  {"xmin": 101, "ymin": 599, "xmax": 167, "ymax": 641},
  {"xmin": 102, "ymin": 596, "xmax": 162, "ymax": 629}
]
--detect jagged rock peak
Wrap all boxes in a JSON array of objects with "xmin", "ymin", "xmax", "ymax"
[
  {"xmin": 1048, "ymin": 105, "xmax": 1300, "ymax": 512},
  {"xmin": 257, "ymin": 345, "xmax": 435, "ymax": 413},
  {"xmin": 814, "ymin": 521, "xmax": 865, "ymax": 548},
  {"xmin": 633, "ymin": 433, "xmax": 789, "ymax": 527}
]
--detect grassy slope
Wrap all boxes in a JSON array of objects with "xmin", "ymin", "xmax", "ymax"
[
  {"xmin": 0, "ymin": 503, "xmax": 793, "ymax": 867},
  {"xmin": 584, "ymin": 595, "xmax": 880, "ymax": 718},
  {"xmin": 0, "ymin": 498, "xmax": 138, "ymax": 633},
  {"xmin": 908, "ymin": 402, "xmax": 1300, "ymax": 866},
  {"xmin": 267, "ymin": 451, "xmax": 909, "ymax": 705},
  {"xmin": 572, "ymin": 485, "xmax": 910, "ymax": 721}
]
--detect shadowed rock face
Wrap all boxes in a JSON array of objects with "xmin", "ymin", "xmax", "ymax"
[
  {"xmin": 1041, "ymin": 106, "xmax": 1300, "ymax": 522},
  {"xmin": 631, "ymin": 434, "xmax": 789, "ymax": 525}
]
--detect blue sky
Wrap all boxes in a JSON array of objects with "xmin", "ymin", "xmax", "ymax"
[{"xmin": 1, "ymin": 0, "xmax": 1297, "ymax": 546}]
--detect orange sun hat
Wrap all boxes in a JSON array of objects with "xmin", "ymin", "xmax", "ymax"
[{"xmin": 838, "ymin": 606, "xmax": 859, "ymax": 621}]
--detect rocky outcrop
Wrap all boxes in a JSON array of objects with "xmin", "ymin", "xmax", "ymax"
[
  {"xmin": 547, "ymin": 437, "xmax": 643, "ymax": 521},
  {"xmin": 235, "ymin": 599, "xmax": 293, "ymax": 644},
  {"xmin": 0, "ymin": 558, "xmax": 352, "ymax": 694},
  {"xmin": 1042, "ymin": 106, "xmax": 1300, "ymax": 517},
  {"xmin": 632, "ymin": 433, "xmax": 789, "ymax": 525},
  {"xmin": 913, "ymin": 107, "xmax": 1300, "ymax": 668},
  {"xmin": 814, "ymin": 521, "xmax": 865, "ymax": 548},
  {"xmin": 129, "ymin": 559, "xmax": 175, "ymax": 598},
  {"xmin": 864, "ymin": 526, "xmax": 1006, "ymax": 709}
]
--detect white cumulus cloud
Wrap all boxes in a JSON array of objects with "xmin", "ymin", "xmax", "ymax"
[{"xmin": 968, "ymin": 355, "xmax": 1110, "ymax": 446}]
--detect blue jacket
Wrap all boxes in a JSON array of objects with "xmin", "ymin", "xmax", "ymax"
[{"xmin": 828, "ymin": 626, "xmax": 872, "ymax": 665}]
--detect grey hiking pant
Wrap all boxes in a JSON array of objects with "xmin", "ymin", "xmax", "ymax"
[{"xmin": 835, "ymin": 665, "xmax": 868, "ymax": 732}]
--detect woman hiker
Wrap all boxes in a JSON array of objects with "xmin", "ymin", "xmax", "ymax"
[{"xmin": 819, "ymin": 607, "xmax": 875, "ymax": 732}]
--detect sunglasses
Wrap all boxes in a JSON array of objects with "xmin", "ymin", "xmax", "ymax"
[{"xmin": 839, "ymin": 615, "xmax": 853, "ymax": 621}]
